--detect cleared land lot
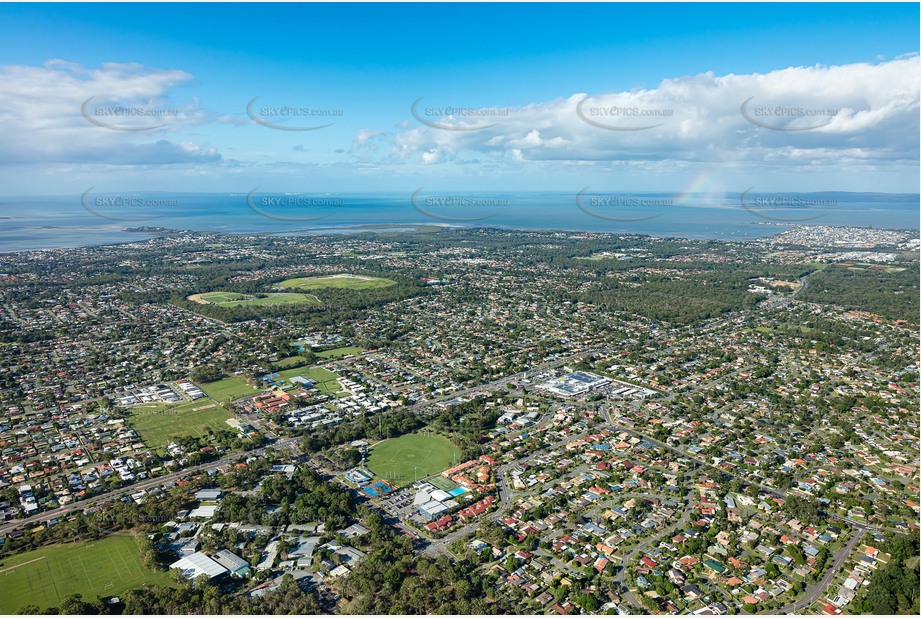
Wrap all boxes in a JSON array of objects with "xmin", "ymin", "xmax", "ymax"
[
  {"xmin": 0, "ymin": 535, "xmax": 172, "ymax": 613},
  {"xmin": 367, "ymin": 433, "xmax": 460, "ymax": 486},
  {"xmin": 279, "ymin": 274, "xmax": 397, "ymax": 290},
  {"xmin": 129, "ymin": 400, "xmax": 232, "ymax": 447}
]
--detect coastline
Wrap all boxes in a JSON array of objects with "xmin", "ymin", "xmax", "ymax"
[{"xmin": 1, "ymin": 221, "xmax": 919, "ymax": 256}]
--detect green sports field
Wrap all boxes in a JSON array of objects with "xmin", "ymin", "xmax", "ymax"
[
  {"xmin": 128, "ymin": 399, "xmax": 232, "ymax": 447},
  {"xmin": 367, "ymin": 433, "xmax": 460, "ymax": 486},
  {"xmin": 221, "ymin": 293, "xmax": 318, "ymax": 307},
  {"xmin": 279, "ymin": 274, "xmax": 397, "ymax": 291},
  {"xmin": 196, "ymin": 376, "xmax": 255, "ymax": 401},
  {"xmin": 190, "ymin": 291, "xmax": 319, "ymax": 307},
  {"xmin": 0, "ymin": 534, "xmax": 173, "ymax": 613},
  {"xmin": 198, "ymin": 291, "xmax": 248, "ymax": 303},
  {"xmin": 275, "ymin": 365, "xmax": 343, "ymax": 396}
]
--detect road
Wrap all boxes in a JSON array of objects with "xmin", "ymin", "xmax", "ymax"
[
  {"xmin": 409, "ymin": 345, "xmax": 612, "ymax": 415},
  {"xmin": 1, "ymin": 344, "xmax": 607, "ymax": 537},
  {"xmin": 768, "ymin": 527, "xmax": 867, "ymax": 615},
  {"xmin": 422, "ymin": 424, "xmax": 599, "ymax": 556},
  {"xmin": 613, "ymin": 496, "xmax": 694, "ymax": 613},
  {"xmin": 0, "ymin": 437, "xmax": 298, "ymax": 536}
]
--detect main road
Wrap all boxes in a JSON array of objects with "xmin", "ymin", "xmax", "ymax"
[
  {"xmin": 1, "ymin": 342, "xmax": 609, "ymax": 538},
  {"xmin": 0, "ymin": 437, "xmax": 299, "ymax": 536}
]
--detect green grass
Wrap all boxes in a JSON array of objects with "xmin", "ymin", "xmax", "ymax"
[
  {"xmin": 273, "ymin": 355, "xmax": 310, "ymax": 369},
  {"xmin": 196, "ymin": 376, "xmax": 255, "ymax": 401},
  {"xmin": 194, "ymin": 291, "xmax": 319, "ymax": 307},
  {"xmin": 316, "ymin": 346, "xmax": 362, "ymax": 358},
  {"xmin": 367, "ymin": 432, "xmax": 460, "ymax": 487},
  {"xmin": 279, "ymin": 274, "xmax": 397, "ymax": 291},
  {"xmin": 128, "ymin": 399, "xmax": 232, "ymax": 447},
  {"xmin": 0, "ymin": 534, "xmax": 173, "ymax": 613},
  {"xmin": 220, "ymin": 293, "xmax": 318, "ymax": 307},
  {"xmin": 199, "ymin": 291, "xmax": 248, "ymax": 303},
  {"xmin": 275, "ymin": 365, "xmax": 343, "ymax": 396}
]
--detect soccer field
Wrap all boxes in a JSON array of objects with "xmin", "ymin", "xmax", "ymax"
[
  {"xmin": 129, "ymin": 399, "xmax": 232, "ymax": 447},
  {"xmin": 367, "ymin": 433, "xmax": 460, "ymax": 486},
  {"xmin": 0, "ymin": 535, "xmax": 172, "ymax": 613},
  {"xmin": 197, "ymin": 376, "xmax": 255, "ymax": 401}
]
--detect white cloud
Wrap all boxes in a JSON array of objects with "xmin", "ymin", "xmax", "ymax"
[
  {"xmin": 0, "ymin": 60, "xmax": 218, "ymax": 166},
  {"xmin": 379, "ymin": 56, "xmax": 919, "ymax": 172}
]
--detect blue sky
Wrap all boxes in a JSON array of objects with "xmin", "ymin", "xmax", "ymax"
[{"xmin": 0, "ymin": 2, "xmax": 918, "ymax": 195}]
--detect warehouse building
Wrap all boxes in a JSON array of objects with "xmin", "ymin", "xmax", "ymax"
[{"xmin": 170, "ymin": 551, "xmax": 229, "ymax": 580}]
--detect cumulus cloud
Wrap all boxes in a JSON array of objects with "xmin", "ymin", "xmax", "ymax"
[
  {"xmin": 0, "ymin": 60, "xmax": 219, "ymax": 166},
  {"xmin": 377, "ymin": 56, "xmax": 919, "ymax": 172}
]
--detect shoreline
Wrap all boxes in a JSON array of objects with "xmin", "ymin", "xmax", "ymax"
[{"xmin": 0, "ymin": 221, "xmax": 918, "ymax": 256}]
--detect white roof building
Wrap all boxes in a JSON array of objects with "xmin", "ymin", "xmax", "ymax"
[
  {"xmin": 430, "ymin": 489, "xmax": 452, "ymax": 502},
  {"xmin": 188, "ymin": 505, "xmax": 218, "ymax": 519},
  {"xmin": 170, "ymin": 551, "xmax": 229, "ymax": 580}
]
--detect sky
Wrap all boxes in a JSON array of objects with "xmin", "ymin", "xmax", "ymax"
[{"xmin": 0, "ymin": 2, "xmax": 918, "ymax": 196}]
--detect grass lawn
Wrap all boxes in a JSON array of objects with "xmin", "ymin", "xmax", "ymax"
[
  {"xmin": 367, "ymin": 432, "xmax": 460, "ymax": 486},
  {"xmin": 220, "ymin": 293, "xmax": 319, "ymax": 307},
  {"xmin": 189, "ymin": 291, "xmax": 319, "ymax": 307},
  {"xmin": 279, "ymin": 274, "xmax": 397, "ymax": 291},
  {"xmin": 0, "ymin": 534, "xmax": 173, "ymax": 613},
  {"xmin": 273, "ymin": 355, "xmax": 310, "ymax": 369},
  {"xmin": 196, "ymin": 376, "xmax": 255, "ymax": 401},
  {"xmin": 316, "ymin": 346, "xmax": 362, "ymax": 358},
  {"xmin": 199, "ymin": 291, "xmax": 248, "ymax": 303},
  {"xmin": 275, "ymin": 365, "xmax": 343, "ymax": 396},
  {"xmin": 128, "ymin": 400, "xmax": 232, "ymax": 447}
]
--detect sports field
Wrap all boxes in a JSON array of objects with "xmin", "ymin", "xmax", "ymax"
[
  {"xmin": 129, "ymin": 399, "xmax": 232, "ymax": 447},
  {"xmin": 367, "ymin": 432, "xmax": 460, "ymax": 486},
  {"xmin": 196, "ymin": 376, "xmax": 255, "ymax": 401},
  {"xmin": 0, "ymin": 534, "xmax": 172, "ymax": 613},
  {"xmin": 276, "ymin": 365, "xmax": 343, "ymax": 396},
  {"xmin": 188, "ymin": 291, "xmax": 319, "ymax": 307},
  {"xmin": 279, "ymin": 274, "xmax": 397, "ymax": 291}
]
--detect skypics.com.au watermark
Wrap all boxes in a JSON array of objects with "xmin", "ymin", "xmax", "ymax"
[
  {"xmin": 246, "ymin": 97, "xmax": 344, "ymax": 131},
  {"xmin": 576, "ymin": 97, "xmax": 673, "ymax": 131},
  {"xmin": 246, "ymin": 189, "xmax": 345, "ymax": 221},
  {"xmin": 80, "ymin": 189, "xmax": 180, "ymax": 221},
  {"xmin": 740, "ymin": 97, "xmax": 839, "ymax": 131},
  {"xmin": 739, "ymin": 188, "xmax": 834, "ymax": 222},
  {"xmin": 576, "ymin": 189, "xmax": 669, "ymax": 221},
  {"xmin": 410, "ymin": 188, "xmax": 509, "ymax": 221},
  {"xmin": 81, "ymin": 97, "xmax": 185, "ymax": 131},
  {"xmin": 411, "ymin": 97, "xmax": 509, "ymax": 132}
]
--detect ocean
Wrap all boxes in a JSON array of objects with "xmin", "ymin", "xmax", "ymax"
[{"xmin": 0, "ymin": 192, "xmax": 917, "ymax": 253}]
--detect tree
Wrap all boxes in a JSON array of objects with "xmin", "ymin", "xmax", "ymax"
[{"xmin": 190, "ymin": 365, "xmax": 224, "ymax": 384}]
